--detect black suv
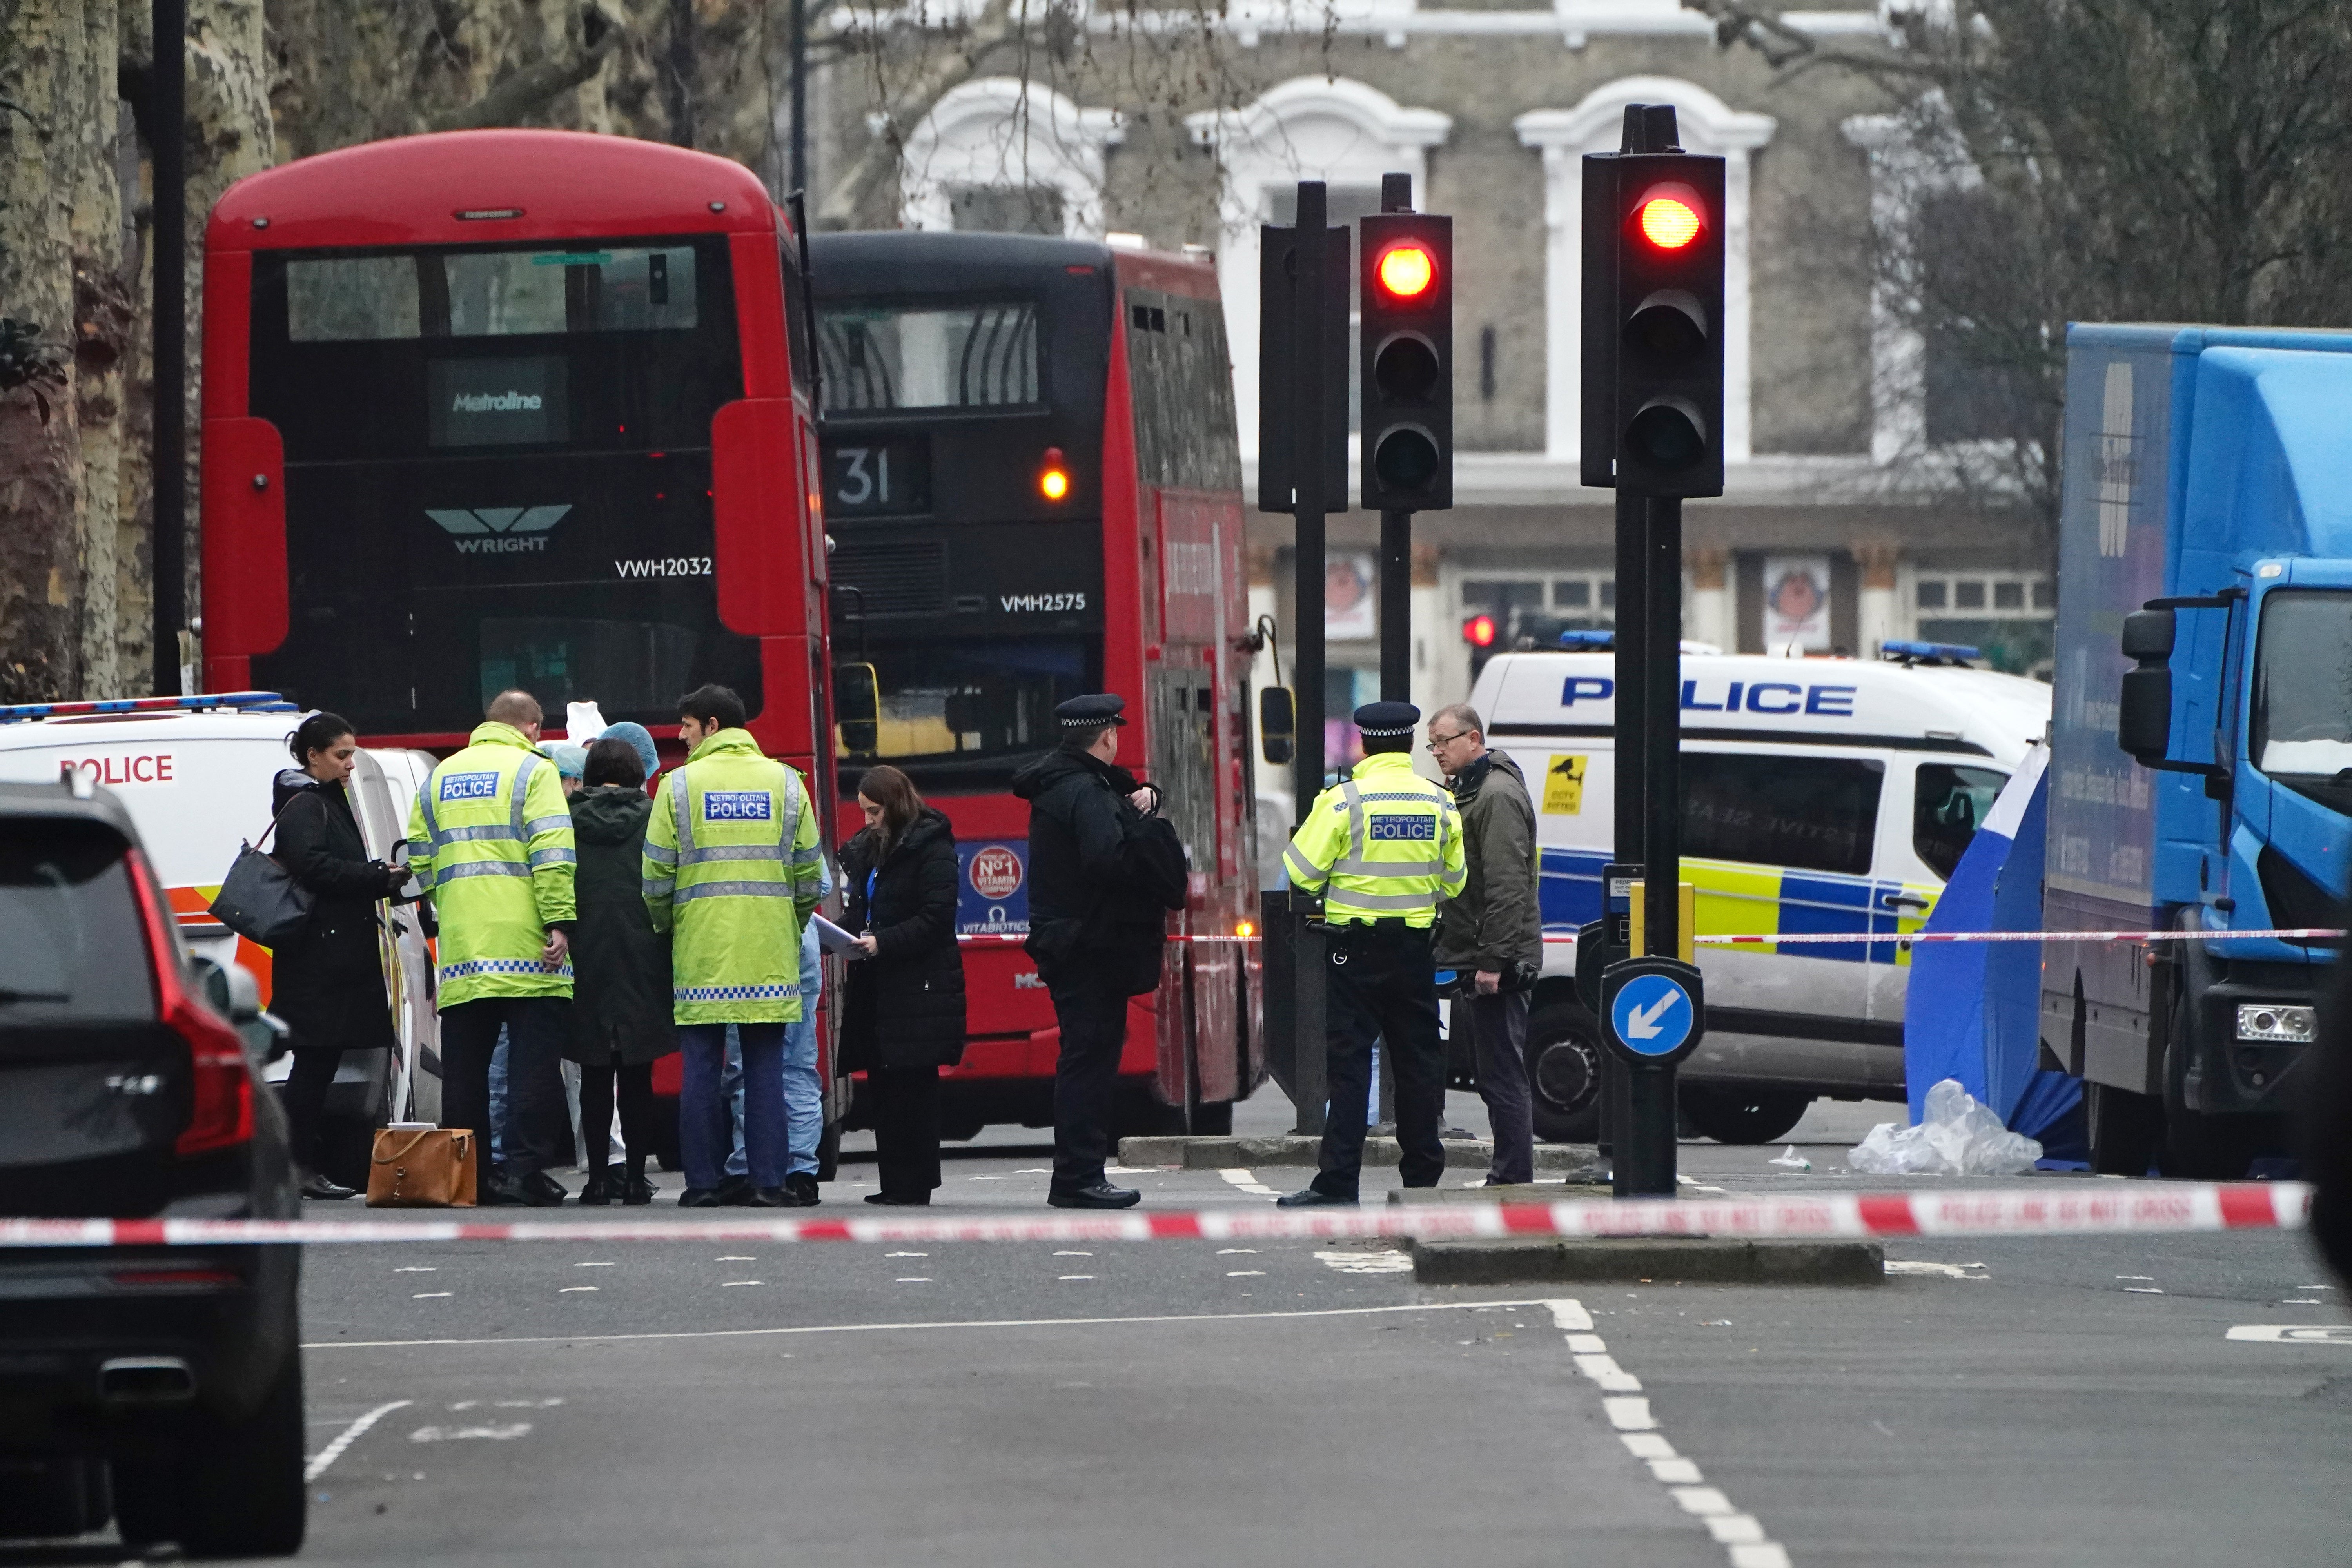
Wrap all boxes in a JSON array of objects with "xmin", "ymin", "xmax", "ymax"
[{"xmin": 0, "ymin": 774, "xmax": 305, "ymax": 1556}]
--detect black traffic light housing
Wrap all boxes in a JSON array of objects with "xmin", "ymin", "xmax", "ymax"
[
  {"xmin": 1359, "ymin": 211, "xmax": 1453, "ymax": 511},
  {"xmin": 1581, "ymin": 105, "xmax": 1726, "ymax": 499},
  {"xmin": 1258, "ymin": 220, "xmax": 1350, "ymax": 515}
]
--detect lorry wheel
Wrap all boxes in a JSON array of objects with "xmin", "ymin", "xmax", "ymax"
[
  {"xmin": 2085, "ymin": 1082, "xmax": 2162, "ymax": 1176},
  {"xmin": 2160, "ymin": 992, "xmax": 2263, "ymax": 1180},
  {"xmin": 1526, "ymin": 1000, "xmax": 1602, "ymax": 1144},
  {"xmin": 1680, "ymin": 1085, "xmax": 1812, "ymax": 1145}
]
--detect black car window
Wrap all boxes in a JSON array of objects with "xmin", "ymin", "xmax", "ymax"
[
  {"xmin": 1681, "ymin": 752, "xmax": 1884, "ymax": 877},
  {"xmin": 1913, "ymin": 763, "xmax": 2008, "ymax": 880},
  {"xmin": 0, "ymin": 823, "xmax": 156, "ymax": 1025}
]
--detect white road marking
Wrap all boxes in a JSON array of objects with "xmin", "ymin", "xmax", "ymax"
[
  {"xmin": 1054, "ymin": 1250, "xmax": 1093, "ymax": 1257},
  {"xmin": 886, "ymin": 1252, "xmax": 927, "ymax": 1258},
  {"xmin": 1059, "ymin": 1274, "xmax": 1096, "ymax": 1280},
  {"xmin": 969, "ymin": 1175, "xmax": 1009, "ymax": 1181},
  {"xmin": 1227, "ymin": 1270, "xmax": 1265, "ymax": 1277},
  {"xmin": 1551, "ymin": 1299, "xmax": 1790, "ymax": 1567},
  {"xmin": 716, "ymin": 1256, "xmax": 755, "ymax": 1262},
  {"xmin": 895, "ymin": 1278, "xmax": 932, "ymax": 1283},
  {"xmin": 573, "ymin": 1261, "xmax": 615, "ymax": 1268},
  {"xmin": 1315, "ymin": 1250, "xmax": 1414, "ymax": 1275},
  {"xmin": 393, "ymin": 1266, "xmax": 437, "ymax": 1273},
  {"xmin": 559, "ymin": 1286, "xmax": 599, "ymax": 1293},
  {"xmin": 1219, "ymin": 1168, "xmax": 1280, "ymax": 1197},
  {"xmin": 412, "ymin": 1292, "xmax": 452, "ymax": 1299},
  {"xmin": 2226, "ymin": 1324, "xmax": 2352, "ymax": 1343},
  {"xmin": 720, "ymin": 1280, "xmax": 762, "ymax": 1287},
  {"xmin": 495, "ymin": 1398, "xmax": 564, "ymax": 1407},
  {"xmin": 410, "ymin": 1423, "xmax": 532, "ymax": 1443},
  {"xmin": 2116, "ymin": 1274, "xmax": 2154, "ymax": 1281},
  {"xmin": 2281, "ymin": 1298, "xmax": 2324, "ymax": 1305},
  {"xmin": 1218, "ymin": 1248, "xmax": 1258, "ymax": 1254},
  {"xmin": 1884, "ymin": 1261, "xmax": 1987, "ymax": 1279},
  {"xmin": 306, "ymin": 1298, "xmax": 1577, "ymax": 1352},
  {"xmin": 2124, "ymin": 1287, "xmax": 2164, "ymax": 1295},
  {"xmin": 303, "ymin": 1400, "xmax": 411, "ymax": 1483}
]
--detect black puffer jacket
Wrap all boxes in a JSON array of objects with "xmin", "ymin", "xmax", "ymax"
[
  {"xmin": 1010, "ymin": 746, "xmax": 1185, "ymax": 995},
  {"xmin": 838, "ymin": 808, "xmax": 967, "ymax": 1071},
  {"xmin": 563, "ymin": 785, "xmax": 675, "ymax": 1066},
  {"xmin": 268, "ymin": 770, "xmax": 397, "ymax": 1053}
]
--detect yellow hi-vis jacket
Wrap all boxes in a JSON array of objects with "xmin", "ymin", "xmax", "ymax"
[
  {"xmin": 406, "ymin": 721, "xmax": 577, "ymax": 1007},
  {"xmin": 641, "ymin": 728, "xmax": 824, "ymax": 1025},
  {"xmin": 1283, "ymin": 751, "xmax": 1467, "ymax": 927}
]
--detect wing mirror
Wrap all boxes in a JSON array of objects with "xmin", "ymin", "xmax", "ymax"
[
  {"xmin": 1258, "ymin": 686, "xmax": 1295, "ymax": 768},
  {"xmin": 834, "ymin": 661, "xmax": 880, "ymax": 758}
]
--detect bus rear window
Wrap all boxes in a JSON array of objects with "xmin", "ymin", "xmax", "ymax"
[
  {"xmin": 818, "ymin": 301, "xmax": 1041, "ymax": 412},
  {"xmin": 287, "ymin": 246, "xmax": 702, "ymax": 341}
]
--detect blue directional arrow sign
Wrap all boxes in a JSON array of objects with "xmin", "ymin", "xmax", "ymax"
[{"xmin": 1600, "ymin": 957, "xmax": 1705, "ymax": 1063}]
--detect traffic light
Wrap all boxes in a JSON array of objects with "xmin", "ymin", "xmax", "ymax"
[
  {"xmin": 1258, "ymin": 216, "xmax": 1349, "ymax": 516},
  {"xmin": 1580, "ymin": 107, "xmax": 1726, "ymax": 498},
  {"xmin": 1359, "ymin": 212, "xmax": 1453, "ymax": 511}
]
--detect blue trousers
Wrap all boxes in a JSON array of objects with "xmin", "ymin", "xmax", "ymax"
[
  {"xmin": 723, "ymin": 923, "xmax": 824, "ymax": 1178},
  {"xmin": 682, "ymin": 1023, "xmax": 786, "ymax": 1191}
]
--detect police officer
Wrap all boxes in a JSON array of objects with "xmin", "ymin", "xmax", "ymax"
[
  {"xmin": 1276, "ymin": 701, "xmax": 1467, "ymax": 1206},
  {"xmin": 1013, "ymin": 693, "xmax": 1187, "ymax": 1209},
  {"xmin": 642, "ymin": 683, "xmax": 825, "ymax": 1207},
  {"xmin": 407, "ymin": 688, "xmax": 578, "ymax": 1207}
]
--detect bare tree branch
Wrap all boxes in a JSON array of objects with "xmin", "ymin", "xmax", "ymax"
[
  {"xmin": 815, "ymin": 0, "xmax": 1023, "ymax": 229},
  {"xmin": 426, "ymin": 5, "xmax": 630, "ymax": 134}
]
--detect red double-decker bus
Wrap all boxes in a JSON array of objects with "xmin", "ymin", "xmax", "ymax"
[
  {"xmin": 200, "ymin": 131, "xmax": 835, "ymax": 1161},
  {"xmin": 811, "ymin": 231, "xmax": 1263, "ymax": 1138}
]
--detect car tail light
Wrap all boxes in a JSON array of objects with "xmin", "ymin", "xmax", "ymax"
[{"xmin": 126, "ymin": 848, "xmax": 253, "ymax": 1156}]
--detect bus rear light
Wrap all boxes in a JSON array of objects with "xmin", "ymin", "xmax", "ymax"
[
  {"xmin": 1235, "ymin": 919, "xmax": 1256, "ymax": 939},
  {"xmin": 1039, "ymin": 448, "xmax": 1072, "ymax": 502}
]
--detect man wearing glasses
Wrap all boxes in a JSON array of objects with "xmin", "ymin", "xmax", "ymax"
[{"xmin": 1427, "ymin": 704, "xmax": 1543, "ymax": 1186}]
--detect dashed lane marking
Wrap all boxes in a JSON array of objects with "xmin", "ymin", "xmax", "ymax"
[
  {"xmin": 412, "ymin": 1292, "xmax": 452, "ymax": 1299},
  {"xmin": 1550, "ymin": 1299, "xmax": 1791, "ymax": 1568},
  {"xmin": 304, "ymin": 1400, "xmax": 412, "ymax": 1483},
  {"xmin": 410, "ymin": 1423, "xmax": 532, "ymax": 1443},
  {"xmin": 2226, "ymin": 1324, "xmax": 2352, "ymax": 1344},
  {"xmin": 304, "ymin": 1298, "xmax": 1570, "ymax": 1351},
  {"xmin": 559, "ymin": 1286, "xmax": 599, "ymax": 1293},
  {"xmin": 1227, "ymin": 1270, "xmax": 1265, "ymax": 1277},
  {"xmin": 1220, "ymin": 1168, "xmax": 1280, "ymax": 1197},
  {"xmin": 1883, "ymin": 1261, "xmax": 1987, "ymax": 1279}
]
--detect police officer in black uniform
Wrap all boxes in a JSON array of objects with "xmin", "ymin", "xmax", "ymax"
[{"xmin": 1012, "ymin": 694, "xmax": 1186, "ymax": 1209}]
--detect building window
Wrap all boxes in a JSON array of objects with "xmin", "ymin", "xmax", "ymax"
[
  {"xmin": 1911, "ymin": 571, "xmax": 2054, "ymax": 677},
  {"xmin": 900, "ymin": 79, "xmax": 1123, "ymax": 240}
]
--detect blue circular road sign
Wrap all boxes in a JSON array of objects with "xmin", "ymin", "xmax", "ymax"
[{"xmin": 1609, "ymin": 971, "xmax": 1695, "ymax": 1058}]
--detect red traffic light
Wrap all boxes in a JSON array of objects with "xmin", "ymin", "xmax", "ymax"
[
  {"xmin": 1375, "ymin": 243, "xmax": 1437, "ymax": 301},
  {"xmin": 1633, "ymin": 184, "xmax": 1704, "ymax": 251},
  {"xmin": 1462, "ymin": 613, "xmax": 1497, "ymax": 648}
]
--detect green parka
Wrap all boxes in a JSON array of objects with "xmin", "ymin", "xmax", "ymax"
[{"xmin": 406, "ymin": 722, "xmax": 576, "ymax": 1008}]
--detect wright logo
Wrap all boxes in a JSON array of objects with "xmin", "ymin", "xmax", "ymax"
[{"xmin": 426, "ymin": 506, "xmax": 572, "ymax": 554}]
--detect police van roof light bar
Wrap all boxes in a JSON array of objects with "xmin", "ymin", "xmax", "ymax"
[
  {"xmin": 0, "ymin": 691, "xmax": 289, "ymax": 725},
  {"xmin": 1879, "ymin": 640, "xmax": 1980, "ymax": 667}
]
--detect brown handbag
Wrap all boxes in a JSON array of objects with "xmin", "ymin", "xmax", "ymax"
[{"xmin": 366, "ymin": 1127, "xmax": 478, "ymax": 1207}]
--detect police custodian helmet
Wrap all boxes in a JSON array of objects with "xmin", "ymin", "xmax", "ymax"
[
  {"xmin": 1351, "ymin": 701, "xmax": 1421, "ymax": 737},
  {"xmin": 1055, "ymin": 693, "xmax": 1128, "ymax": 729}
]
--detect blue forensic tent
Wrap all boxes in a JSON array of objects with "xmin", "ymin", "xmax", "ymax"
[{"xmin": 1902, "ymin": 745, "xmax": 2084, "ymax": 1156}]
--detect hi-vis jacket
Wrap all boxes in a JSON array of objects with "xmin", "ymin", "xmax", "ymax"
[
  {"xmin": 1283, "ymin": 750, "xmax": 1467, "ymax": 928},
  {"xmin": 642, "ymin": 728, "xmax": 824, "ymax": 1025},
  {"xmin": 406, "ymin": 721, "xmax": 577, "ymax": 1007}
]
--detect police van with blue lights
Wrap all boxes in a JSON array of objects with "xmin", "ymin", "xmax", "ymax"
[
  {"xmin": 0, "ymin": 693, "xmax": 442, "ymax": 1185},
  {"xmin": 1466, "ymin": 639, "xmax": 2050, "ymax": 1144}
]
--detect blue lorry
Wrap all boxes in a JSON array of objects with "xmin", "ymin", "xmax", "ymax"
[{"xmin": 2043, "ymin": 325, "xmax": 2352, "ymax": 1176}]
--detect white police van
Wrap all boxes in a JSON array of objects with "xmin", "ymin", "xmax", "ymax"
[
  {"xmin": 1467, "ymin": 641, "xmax": 2050, "ymax": 1143},
  {"xmin": 0, "ymin": 694, "xmax": 441, "ymax": 1181}
]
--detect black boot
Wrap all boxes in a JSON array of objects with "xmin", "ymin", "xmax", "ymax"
[{"xmin": 577, "ymin": 1167, "xmax": 614, "ymax": 1206}]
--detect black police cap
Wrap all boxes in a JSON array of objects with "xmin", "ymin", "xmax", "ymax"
[
  {"xmin": 1352, "ymin": 701, "xmax": 1421, "ymax": 738},
  {"xmin": 1056, "ymin": 693, "xmax": 1128, "ymax": 728}
]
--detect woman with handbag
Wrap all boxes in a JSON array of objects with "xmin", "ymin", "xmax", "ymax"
[
  {"xmin": 271, "ymin": 712, "xmax": 408, "ymax": 1200},
  {"xmin": 838, "ymin": 765, "xmax": 967, "ymax": 1205},
  {"xmin": 563, "ymin": 736, "xmax": 675, "ymax": 1205}
]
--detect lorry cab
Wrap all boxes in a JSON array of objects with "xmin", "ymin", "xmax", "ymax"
[
  {"xmin": 0, "ymin": 694, "xmax": 441, "ymax": 1184},
  {"xmin": 1468, "ymin": 644, "xmax": 2050, "ymax": 1143}
]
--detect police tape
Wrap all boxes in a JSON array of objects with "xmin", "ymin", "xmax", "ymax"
[
  {"xmin": 0, "ymin": 1181, "xmax": 2308, "ymax": 1249},
  {"xmin": 1542, "ymin": 928, "xmax": 2347, "ymax": 947},
  {"xmin": 954, "ymin": 929, "xmax": 2345, "ymax": 948}
]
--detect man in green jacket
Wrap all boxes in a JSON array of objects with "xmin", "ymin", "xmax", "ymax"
[
  {"xmin": 407, "ymin": 689, "xmax": 577, "ymax": 1207},
  {"xmin": 642, "ymin": 684, "xmax": 824, "ymax": 1207},
  {"xmin": 1429, "ymin": 702, "xmax": 1544, "ymax": 1185}
]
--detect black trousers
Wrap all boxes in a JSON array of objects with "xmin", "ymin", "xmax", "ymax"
[
  {"xmin": 1314, "ymin": 922, "xmax": 1446, "ymax": 1199},
  {"xmin": 578, "ymin": 1060, "xmax": 657, "ymax": 1176},
  {"xmin": 282, "ymin": 1047, "xmax": 341, "ymax": 1172},
  {"xmin": 1049, "ymin": 980, "xmax": 1129, "ymax": 1192},
  {"xmin": 440, "ymin": 997, "xmax": 568, "ymax": 1178},
  {"xmin": 870, "ymin": 1065, "xmax": 942, "ymax": 1199}
]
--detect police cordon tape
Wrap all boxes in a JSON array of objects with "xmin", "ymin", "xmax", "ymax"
[
  {"xmin": 0, "ymin": 1181, "xmax": 2308, "ymax": 1249},
  {"xmin": 956, "ymin": 929, "xmax": 2345, "ymax": 947}
]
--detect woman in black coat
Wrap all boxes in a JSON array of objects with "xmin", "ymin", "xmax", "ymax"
[
  {"xmin": 563, "ymin": 737, "xmax": 676, "ymax": 1206},
  {"xmin": 271, "ymin": 712, "xmax": 408, "ymax": 1200},
  {"xmin": 839, "ymin": 765, "xmax": 967, "ymax": 1205}
]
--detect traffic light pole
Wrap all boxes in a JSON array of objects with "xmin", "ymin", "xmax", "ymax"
[
  {"xmin": 1617, "ymin": 495, "xmax": 1684, "ymax": 1196},
  {"xmin": 1602, "ymin": 489, "xmax": 1646, "ymax": 1171},
  {"xmin": 1289, "ymin": 180, "xmax": 1331, "ymax": 1137}
]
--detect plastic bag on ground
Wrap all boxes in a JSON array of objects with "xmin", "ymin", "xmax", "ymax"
[{"xmin": 1846, "ymin": 1078, "xmax": 2043, "ymax": 1176}]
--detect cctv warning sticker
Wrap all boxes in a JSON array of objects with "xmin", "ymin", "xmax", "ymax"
[{"xmin": 1543, "ymin": 755, "xmax": 1586, "ymax": 815}]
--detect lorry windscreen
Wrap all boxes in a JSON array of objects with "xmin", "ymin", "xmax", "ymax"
[{"xmin": 2252, "ymin": 590, "xmax": 2352, "ymax": 805}]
